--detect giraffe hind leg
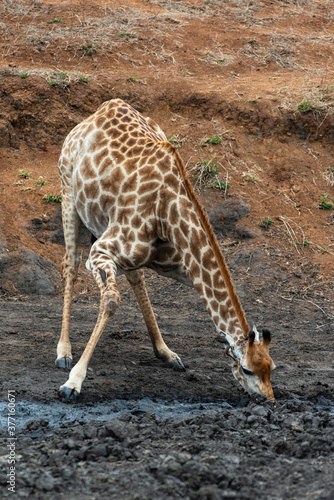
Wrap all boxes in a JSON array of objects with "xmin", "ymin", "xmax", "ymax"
[
  {"xmin": 56, "ymin": 195, "xmax": 82, "ymax": 369},
  {"xmin": 125, "ymin": 269, "xmax": 185, "ymax": 371},
  {"xmin": 59, "ymin": 247, "xmax": 120, "ymax": 400}
]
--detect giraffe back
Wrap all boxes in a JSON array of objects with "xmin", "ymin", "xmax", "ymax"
[{"xmin": 58, "ymin": 99, "xmax": 180, "ymax": 238}]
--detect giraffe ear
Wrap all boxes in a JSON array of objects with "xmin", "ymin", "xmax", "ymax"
[
  {"xmin": 248, "ymin": 330, "xmax": 255, "ymax": 345},
  {"xmin": 262, "ymin": 329, "xmax": 271, "ymax": 345}
]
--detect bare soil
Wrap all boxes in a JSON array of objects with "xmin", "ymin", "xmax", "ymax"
[{"xmin": 0, "ymin": 1, "xmax": 334, "ymax": 499}]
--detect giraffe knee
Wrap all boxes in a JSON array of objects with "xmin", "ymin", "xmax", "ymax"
[
  {"xmin": 62, "ymin": 253, "xmax": 80, "ymax": 280},
  {"xmin": 62, "ymin": 262, "xmax": 77, "ymax": 281},
  {"xmin": 101, "ymin": 290, "xmax": 120, "ymax": 315}
]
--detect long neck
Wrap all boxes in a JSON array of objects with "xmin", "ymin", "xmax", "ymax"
[
  {"xmin": 183, "ymin": 226, "xmax": 247, "ymax": 346},
  {"xmin": 160, "ymin": 142, "xmax": 249, "ymax": 346}
]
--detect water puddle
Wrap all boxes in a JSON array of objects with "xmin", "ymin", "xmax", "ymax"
[
  {"xmin": 313, "ymin": 396, "xmax": 334, "ymax": 415},
  {"xmin": 1, "ymin": 396, "xmax": 333, "ymax": 432},
  {"xmin": 290, "ymin": 396, "xmax": 334, "ymax": 415},
  {"xmin": 0, "ymin": 398, "xmax": 232, "ymax": 431}
]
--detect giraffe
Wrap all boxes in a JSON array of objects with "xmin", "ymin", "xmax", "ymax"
[{"xmin": 56, "ymin": 99, "xmax": 275, "ymax": 403}]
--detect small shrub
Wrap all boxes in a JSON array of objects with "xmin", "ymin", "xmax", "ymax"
[
  {"xmin": 126, "ymin": 76, "xmax": 140, "ymax": 83},
  {"xmin": 245, "ymin": 174, "xmax": 258, "ymax": 183},
  {"xmin": 297, "ymin": 99, "xmax": 322, "ymax": 113},
  {"xmin": 20, "ymin": 72, "xmax": 29, "ymax": 79},
  {"xmin": 82, "ymin": 44, "xmax": 96, "ymax": 55},
  {"xmin": 80, "ymin": 75, "xmax": 89, "ymax": 84},
  {"xmin": 43, "ymin": 194, "xmax": 62, "ymax": 203},
  {"xmin": 317, "ymin": 193, "xmax": 333, "ymax": 210},
  {"xmin": 299, "ymin": 238, "xmax": 311, "ymax": 247},
  {"xmin": 35, "ymin": 178, "xmax": 45, "ymax": 187},
  {"xmin": 47, "ymin": 17, "xmax": 63, "ymax": 24},
  {"xmin": 205, "ymin": 164, "xmax": 218, "ymax": 175},
  {"xmin": 206, "ymin": 136, "xmax": 222, "ymax": 145},
  {"xmin": 196, "ymin": 160, "xmax": 218, "ymax": 175},
  {"xmin": 259, "ymin": 217, "xmax": 273, "ymax": 229},
  {"xmin": 246, "ymin": 38, "xmax": 257, "ymax": 45},
  {"xmin": 194, "ymin": 160, "xmax": 229, "ymax": 191},
  {"xmin": 214, "ymin": 180, "xmax": 230, "ymax": 190},
  {"xmin": 18, "ymin": 169, "xmax": 31, "ymax": 179}
]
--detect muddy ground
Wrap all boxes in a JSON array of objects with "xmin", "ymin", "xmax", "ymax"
[
  {"xmin": 0, "ymin": 268, "xmax": 334, "ymax": 499},
  {"xmin": 1, "ymin": 0, "xmax": 334, "ymax": 499}
]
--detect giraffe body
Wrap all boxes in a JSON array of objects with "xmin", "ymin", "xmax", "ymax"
[{"xmin": 57, "ymin": 99, "xmax": 275, "ymax": 403}]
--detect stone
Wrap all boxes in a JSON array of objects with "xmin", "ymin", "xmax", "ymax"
[
  {"xmin": 207, "ymin": 199, "xmax": 251, "ymax": 238},
  {"xmin": 7, "ymin": 248, "xmax": 60, "ymax": 295}
]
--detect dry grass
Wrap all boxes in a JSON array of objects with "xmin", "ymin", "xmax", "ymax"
[
  {"xmin": 279, "ymin": 216, "xmax": 334, "ymax": 256},
  {"xmin": 204, "ymin": 50, "xmax": 234, "ymax": 68},
  {"xmin": 1, "ymin": 0, "xmax": 334, "ymax": 87},
  {"xmin": 240, "ymin": 35, "xmax": 300, "ymax": 69},
  {"xmin": 190, "ymin": 158, "xmax": 230, "ymax": 198},
  {"xmin": 1, "ymin": 0, "xmax": 35, "ymax": 16},
  {"xmin": 0, "ymin": 66, "xmax": 90, "ymax": 85},
  {"xmin": 299, "ymin": 85, "xmax": 334, "ymax": 113},
  {"xmin": 275, "ymin": 81, "xmax": 334, "ymax": 116},
  {"xmin": 0, "ymin": 1, "xmax": 190, "ymax": 65},
  {"xmin": 323, "ymin": 166, "xmax": 334, "ymax": 186}
]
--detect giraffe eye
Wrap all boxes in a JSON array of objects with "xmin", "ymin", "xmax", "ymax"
[{"xmin": 241, "ymin": 366, "xmax": 254, "ymax": 376}]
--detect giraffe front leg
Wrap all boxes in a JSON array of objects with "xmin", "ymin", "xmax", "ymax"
[
  {"xmin": 59, "ymin": 253, "xmax": 120, "ymax": 400},
  {"xmin": 125, "ymin": 269, "xmax": 185, "ymax": 371}
]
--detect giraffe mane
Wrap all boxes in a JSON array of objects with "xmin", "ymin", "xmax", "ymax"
[{"xmin": 161, "ymin": 141, "xmax": 249, "ymax": 336}]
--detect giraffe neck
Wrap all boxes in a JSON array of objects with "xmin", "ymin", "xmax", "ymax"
[
  {"xmin": 160, "ymin": 143, "xmax": 249, "ymax": 347},
  {"xmin": 183, "ymin": 226, "xmax": 247, "ymax": 347}
]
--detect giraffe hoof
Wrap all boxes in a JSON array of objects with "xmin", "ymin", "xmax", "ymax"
[
  {"xmin": 168, "ymin": 359, "xmax": 185, "ymax": 371},
  {"xmin": 59, "ymin": 385, "xmax": 79, "ymax": 401},
  {"xmin": 56, "ymin": 357, "xmax": 72, "ymax": 369}
]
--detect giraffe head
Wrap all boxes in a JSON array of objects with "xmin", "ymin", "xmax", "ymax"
[{"xmin": 226, "ymin": 327, "xmax": 275, "ymax": 404}]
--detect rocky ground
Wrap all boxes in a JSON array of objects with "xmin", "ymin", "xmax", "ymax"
[
  {"xmin": 0, "ymin": 1, "xmax": 334, "ymax": 499},
  {"xmin": 0, "ymin": 287, "xmax": 334, "ymax": 499}
]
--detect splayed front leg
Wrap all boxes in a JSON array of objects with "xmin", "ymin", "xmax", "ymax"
[
  {"xmin": 59, "ymin": 248, "xmax": 120, "ymax": 400},
  {"xmin": 125, "ymin": 269, "xmax": 185, "ymax": 371},
  {"xmin": 59, "ymin": 288, "xmax": 120, "ymax": 399}
]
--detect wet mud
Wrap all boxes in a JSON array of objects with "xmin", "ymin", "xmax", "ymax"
[{"xmin": 1, "ymin": 262, "xmax": 334, "ymax": 499}]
